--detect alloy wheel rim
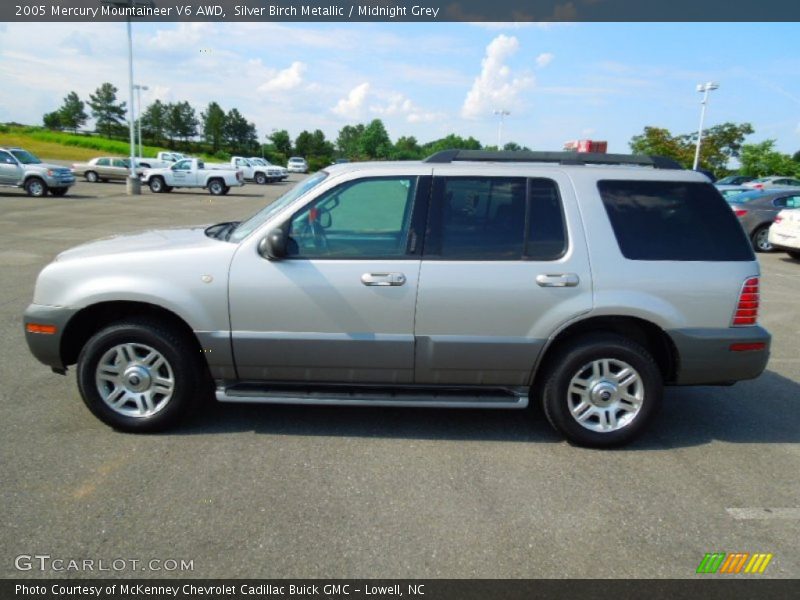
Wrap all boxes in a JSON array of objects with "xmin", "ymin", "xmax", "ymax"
[
  {"xmin": 95, "ymin": 343, "xmax": 175, "ymax": 418},
  {"xmin": 567, "ymin": 358, "xmax": 644, "ymax": 433},
  {"xmin": 757, "ymin": 229, "xmax": 771, "ymax": 251}
]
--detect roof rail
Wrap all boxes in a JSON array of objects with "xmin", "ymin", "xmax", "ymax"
[{"xmin": 423, "ymin": 149, "xmax": 683, "ymax": 170}]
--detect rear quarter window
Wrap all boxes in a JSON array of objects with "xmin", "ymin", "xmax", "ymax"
[{"xmin": 597, "ymin": 180, "xmax": 754, "ymax": 261}]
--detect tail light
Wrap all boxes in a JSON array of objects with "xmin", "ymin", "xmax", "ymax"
[
  {"xmin": 732, "ymin": 277, "xmax": 760, "ymax": 326},
  {"xmin": 734, "ymin": 208, "xmax": 748, "ymax": 217},
  {"xmin": 753, "ymin": 184, "xmax": 764, "ymax": 189},
  {"xmin": 774, "ymin": 215, "xmax": 783, "ymax": 224}
]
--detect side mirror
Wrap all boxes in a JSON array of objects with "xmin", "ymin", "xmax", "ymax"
[{"xmin": 258, "ymin": 228, "xmax": 287, "ymax": 260}]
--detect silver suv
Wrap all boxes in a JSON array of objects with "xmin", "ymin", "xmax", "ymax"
[
  {"xmin": 23, "ymin": 150, "xmax": 770, "ymax": 447},
  {"xmin": 0, "ymin": 147, "xmax": 75, "ymax": 196}
]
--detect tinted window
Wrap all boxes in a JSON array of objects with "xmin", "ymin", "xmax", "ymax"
[
  {"xmin": 287, "ymin": 177, "xmax": 417, "ymax": 258},
  {"xmin": 598, "ymin": 180, "xmax": 754, "ymax": 261},
  {"xmin": 426, "ymin": 177, "xmax": 566, "ymax": 261},
  {"xmin": 96, "ymin": 158, "xmax": 110, "ymax": 166},
  {"xmin": 0, "ymin": 151, "xmax": 16, "ymax": 164}
]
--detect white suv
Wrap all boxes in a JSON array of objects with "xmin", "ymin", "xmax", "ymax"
[
  {"xmin": 24, "ymin": 150, "xmax": 770, "ymax": 447},
  {"xmin": 287, "ymin": 157, "xmax": 309, "ymax": 173}
]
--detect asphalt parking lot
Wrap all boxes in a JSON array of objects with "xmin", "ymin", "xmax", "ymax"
[{"xmin": 1, "ymin": 177, "xmax": 799, "ymax": 579}]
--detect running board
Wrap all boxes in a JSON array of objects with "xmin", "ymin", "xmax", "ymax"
[{"xmin": 216, "ymin": 384, "xmax": 528, "ymax": 409}]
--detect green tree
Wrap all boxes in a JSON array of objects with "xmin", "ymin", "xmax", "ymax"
[
  {"xmin": 166, "ymin": 101, "xmax": 198, "ymax": 145},
  {"xmin": 295, "ymin": 129, "xmax": 334, "ymax": 159},
  {"xmin": 359, "ymin": 119, "xmax": 392, "ymax": 159},
  {"xmin": 58, "ymin": 91, "xmax": 88, "ymax": 133},
  {"xmin": 335, "ymin": 124, "xmax": 365, "ymax": 159},
  {"xmin": 88, "ymin": 83, "xmax": 126, "ymax": 137},
  {"xmin": 140, "ymin": 100, "xmax": 168, "ymax": 146},
  {"xmin": 739, "ymin": 140, "xmax": 800, "ymax": 178},
  {"xmin": 422, "ymin": 134, "xmax": 482, "ymax": 155},
  {"xmin": 201, "ymin": 101, "xmax": 227, "ymax": 153},
  {"xmin": 42, "ymin": 111, "xmax": 63, "ymax": 130},
  {"xmin": 269, "ymin": 129, "xmax": 293, "ymax": 157},
  {"xmin": 392, "ymin": 135, "xmax": 421, "ymax": 160},
  {"xmin": 629, "ymin": 126, "xmax": 692, "ymax": 166},
  {"xmin": 503, "ymin": 141, "xmax": 531, "ymax": 152},
  {"xmin": 224, "ymin": 108, "xmax": 257, "ymax": 153}
]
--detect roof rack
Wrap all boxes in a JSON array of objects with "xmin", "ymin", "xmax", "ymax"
[{"xmin": 423, "ymin": 149, "xmax": 683, "ymax": 170}]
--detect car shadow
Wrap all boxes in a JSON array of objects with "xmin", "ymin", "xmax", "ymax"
[
  {"xmin": 779, "ymin": 256, "xmax": 800, "ymax": 265},
  {"xmin": 172, "ymin": 369, "xmax": 800, "ymax": 449}
]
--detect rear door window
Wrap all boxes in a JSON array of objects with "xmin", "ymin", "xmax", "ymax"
[{"xmin": 597, "ymin": 180, "xmax": 754, "ymax": 261}]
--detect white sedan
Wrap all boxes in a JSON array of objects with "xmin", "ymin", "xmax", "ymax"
[{"xmin": 768, "ymin": 207, "xmax": 800, "ymax": 260}]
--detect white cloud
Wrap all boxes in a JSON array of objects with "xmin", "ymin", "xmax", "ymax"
[
  {"xmin": 461, "ymin": 34, "xmax": 533, "ymax": 119},
  {"xmin": 332, "ymin": 82, "xmax": 370, "ymax": 119},
  {"xmin": 257, "ymin": 61, "xmax": 307, "ymax": 93},
  {"xmin": 370, "ymin": 92, "xmax": 441, "ymax": 124},
  {"xmin": 148, "ymin": 23, "xmax": 214, "ymax": 52},
  {"xmin": 536, "ymin": 52, "xmax": 554, "ymax": 68}
]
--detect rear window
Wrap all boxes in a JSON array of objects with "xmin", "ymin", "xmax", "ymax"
[{"xmin": 597, "ymin": 180, "xmax": 754, "ymax": 261}]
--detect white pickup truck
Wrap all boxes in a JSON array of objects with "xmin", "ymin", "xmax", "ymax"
[
  {"xmin": 208, "ymin": 156, "xmax": 283, "ymax": 185},
  {"xmin": 134, "ymin": 151, "xmax": 188, "ymax": 170},
  {"xmin": 141, "ymin": 158, "xmax": 244, "ymax": 195}
]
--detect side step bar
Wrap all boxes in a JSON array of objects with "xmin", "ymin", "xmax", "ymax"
[{"xmin": 216, "ymin": 384, "xmax": 528, "ymax": 409}]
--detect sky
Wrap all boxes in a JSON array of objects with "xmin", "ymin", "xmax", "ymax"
[{"xmin": 1, "ymin": 21, "xmax": 799, "ymax": 154}]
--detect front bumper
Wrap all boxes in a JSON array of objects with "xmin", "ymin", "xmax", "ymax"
[
  {"xmin": 668, "ymin": 326, "xmax": 771, "ymax": 385},
  {"xmin": 24, "ymin": 304, "xmax": 78, "ymax": 372},
  {"xmin": 44, "ymin": 173, "xmax": 76, "ymax": 188}
]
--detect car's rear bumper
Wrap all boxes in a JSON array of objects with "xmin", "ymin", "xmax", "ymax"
[
  {"xmin": 667, "ymin": 326, "xmax": 771, "ymax": 385},
  {"xmin": 24, "ymin": 303, "xmax": 78, "ymax": 372},
  {"xmin": 768, "ymin": 228, "xmax": 800, "ymax": 251}
]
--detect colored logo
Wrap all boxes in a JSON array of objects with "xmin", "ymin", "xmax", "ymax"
[{"xmin": 696, "ymin": 552, "xmax": 773, "ymax": 574}]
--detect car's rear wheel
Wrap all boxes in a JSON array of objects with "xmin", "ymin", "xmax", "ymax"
[
  {"xmin": 76, "ymin": 319, "xmax": 202, "ymax": 432},
  {"xmin": 85, "ymin": 171, "xmax": 99, "ymax": 183},
  {"xmin": 208, "ymin": 179, "xmax": 225, "ymax": 195},
  {"xmin": 540, "ymin": 333, "xmax": 662, "ymax": 448},
  {"xmin": 149, "ymin": 177, "xmax": 165, "ymax": 193},
  {"xmin": 752, "ymin": 226, "xmax": 773, "ymax": 252},
  {"xmin": 25, "ymin": 177, "xmax": 47, "ymax": 197}
]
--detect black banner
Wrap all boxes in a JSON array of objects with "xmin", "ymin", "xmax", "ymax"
[
  {"xmin": 3, "ymin": 0, "xmax": 800, "ymax": 22},
  {"xmin": 3, "ymin": 580, "xmax": 800, "ymax": 600}
]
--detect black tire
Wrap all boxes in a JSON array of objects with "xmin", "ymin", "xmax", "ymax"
[
  {"xmin": 208, "ymin": 178, "xmax": 225, "ymax": 196},
  {"xmin": 50, "ymin": 187, "xmax": 69, "ymax": 197},
  {"xmin": 149, "ymin": 176, "xmax": 165, "ymax": 193},
  {"xmin": 85, "ymin": 171, "xmax": 99, "ymax": 183},
  {"xmin": 787, "ymin": 250, "xmax": 800, "ymax": 261},
  {"xmin": 25, "ymin": 177, "xmax": 47, "ymax": 197},
  {"xmin": 540, "ymin": 333, "xmax": 662, "ymax": 448},
  {"xmin": 76, "ymin": 318, "xmax": 203, "ymax": 432},
  {"xmin": 751, "ymin": 225, "xmax": 773, "ymax": 253},
  {"xmin": 255, "ymin": 172, "xmax": 267, "ymax": 185}
]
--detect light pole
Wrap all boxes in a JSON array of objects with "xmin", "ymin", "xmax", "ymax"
[
  {"xmin": 134, "ymin": 84, "xmax": 149, "ymax": 159},
  {"xmin": 494, "ymin": 109, "xmax": 510, "ymax": 149},
  {"xmin": 693, "ymin": 82, "xmax": 719, "ymax": 171},
  {"xmin": 101, "ymin": 0, "xmax": 155, "ymax": 195}
]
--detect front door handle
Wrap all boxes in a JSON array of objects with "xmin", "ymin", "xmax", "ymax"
[
  {"xmin": 536, "ymin": 273, "xmax": 579, "ymax": 288},
  {"xmin": 361, "ymin": 272, "xmax": 406, "ymax": 286}
]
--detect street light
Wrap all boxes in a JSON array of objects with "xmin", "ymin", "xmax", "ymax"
[
  {"xmin": 133, "ymin": 84, "xmax": 149, "ymax": 159},
  {"xmin": 693, "ymin": 81, "xmax": 719, "ymax": 171},
  {"xmin": 100, "ymin": 0, "xmax": 155, "ymax": 195},
  {"xmin": 494, "ymin": 109, "xmax": 510, "ymax": 149}
]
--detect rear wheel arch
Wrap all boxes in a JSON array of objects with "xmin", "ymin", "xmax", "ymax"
[{"xmin": 532, "ymin": 315, "xmax": 678, "ymax": 388}]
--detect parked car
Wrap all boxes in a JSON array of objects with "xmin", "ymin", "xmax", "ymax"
[
  {"xmin": 768, "ymin": 207, "xmax": 800, "ymax": 260},
  {"xmin": 141, "ymin": 158, "xmax": 244, "ymax": 195},
  {"xmin": 23, "ymin": 150, "xmax": 770, "ymax": 448},
  {"xmin": 249, "ymin": 157, "xmax": 289, "ymax": 181},
  {"xmin": 287, "ymin": 156, "xmax": 309, "ymax": 173},
  {"xmin": 728, "ymin": 189, "xmax": 800, "ymax": 251},
  {"xmin": 743, "ymin": 176, "xmax": 800, "ymax": 190},
  {"xmin": 717, "ymin": 186, "xmax": 750, "ymax": 199},
  {"xmin": 208, "ymin": 157, "xmax": 283, "ymax": 184},
  {"xmin": 716, "ymin": 175, "xmax": 755, "ymax": 186},
  {"xmin": 0, "ymin": 146, "xmax": 75, "ymax": 197},
  {"xmin": 71, "ymin": 157, "xmax": 143, "ymax": 182}
]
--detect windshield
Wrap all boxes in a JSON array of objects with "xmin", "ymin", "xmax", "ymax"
[
  {"xmin": 10, "ymin": 149, "xmax": 42, "ymax": 164},
  {"xmin": 228, "ymin": 171, "xmax": 328, "ymax": 242}
]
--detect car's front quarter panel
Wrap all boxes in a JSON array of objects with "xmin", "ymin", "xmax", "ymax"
[{"xmin": 27, "ymin": 239, "xmax": 237, "ymax": 377}]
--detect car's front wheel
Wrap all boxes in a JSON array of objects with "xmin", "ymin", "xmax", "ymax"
[
  {"xmin": 76, "ymin": 319, "xmax": 203, "ymax": 432},
  {"xmin": 25, "ymin": 177, "xmax": 47, "ymax": 197},
  {"xmin": 255, "ymin": 172, "xmax": 267, "ymax": 185},
  {"xmin": 540, "ymin": 333, "xmax": 662, "ymax": 447}
]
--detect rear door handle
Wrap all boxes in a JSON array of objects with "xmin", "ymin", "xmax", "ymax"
[
  {"xmin": 361, "ymin": 272, "xmax": 406, "ymax": 286},
  {"xmin": 536, "ymin": 273, "xmax": 579, "ymax": 288}
]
